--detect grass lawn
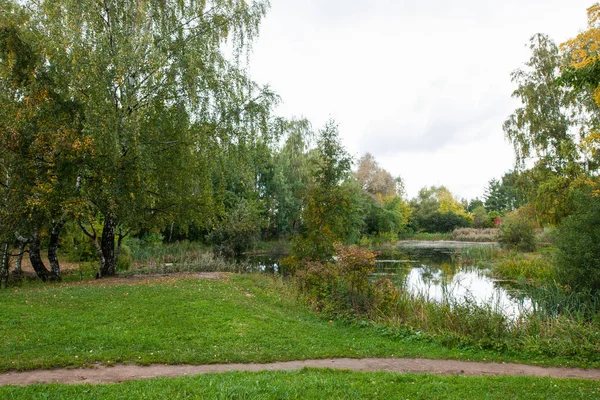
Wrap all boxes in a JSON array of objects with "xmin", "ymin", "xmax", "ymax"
[
  {"xmin": 0, "ymin": 274, "xmax": 595, "ymax": 371},
  {"xmin": 1, "ymin": 369, "xmax": 599, "ymax": 399}
]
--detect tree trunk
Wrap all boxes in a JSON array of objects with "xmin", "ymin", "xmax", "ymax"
[
  {"xmin": 47, "ymin": 219, "xmax": 66, "ymax": 281},
  {"xmin": 100, "ymin": 213, "xmax": 117, "ymax": 277},
  {"xmin": 29, "ymin": 232, "xmax": 51, "ymax": 282},
  {"xmin": 79, "ymin": 221, "xmax": 104, "ymax": 278},
  {"xmin": 0, "ymin": 243, "xmax": 8, "ymax": 288},
  {"xmin": 15, "ymin": 241, "xmax": 26, "ymax": 274}
]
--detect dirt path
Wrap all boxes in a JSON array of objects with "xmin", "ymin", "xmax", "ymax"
[{"xmin": 1, "ymin": 358, "xmax": 599, "ymax": 386}]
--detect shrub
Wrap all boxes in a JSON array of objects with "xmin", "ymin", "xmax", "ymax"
[
  {"xmin": 116, "ymin": 244, "xmax": 132, "ymax": 272},
  {"xmin": 555, "ymin": 191, "xmax": 600, "ymax": 293},
  {"xmin": 472, "ymin": 205, "xmax": 494, "ymax": 228},
  {"xmin": 417, "ymin": 211, "xmax": 472, "ymax": 233},
  {"xmin": 207, "ymin": 199, "xmax": 263, "ymax": 257},
  {"xmin": 294, "ymin": 244, "xmax": 378, "ymax": 316},
  {"xmin": 497, "ymin": 210, "xmax": 536, "ymax": 251}
]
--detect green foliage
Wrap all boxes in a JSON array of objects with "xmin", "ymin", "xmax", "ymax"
[
  {"xmin": 417, "ymin": 211, "xmax": 472, "ymax": 233},
  {"xmin": 208, "ymin": 198, "xmax": 264, "ymax": 257},
  {"xmin": 295, "ymin": 245, "xmax": 378, "ymax": 317},
  {"xmin": 292, "ymin": 121, "xmax": 357, "ymax": 260},
  {"xmin": 492, "ymin": 253, "xmax": 556, "ymax": 283},
  {"xmin": 472, "ymin": 206, "xmax": 494, "ymax": 228},
  {"xmin": 363, "ymin": 194, "xmax": 411, "ymax": 237},
  {"xmin": 555, "ymin": 191, "xmax": 600, "ymax": 293},
  {"xmin": 1, "ymin": 0, "xmax": 275, "ymax": 277},
  {"xmin": 484, "ymin": 171, "xmax": 526, "ymax": 214},
  {"xmin": 312, "ymin": 120, "xmax": 353, "ymax": 188},
  {"xmin": 504, "ymin": 34, "xmax": 576, "ymax": 169},
  {"xmin": 497, "ymin": 210, "xmax": 537, "ymax": 251},
  {"xmin": 116, "ymin": 244, "xmax": 132, "ymax": 272},
  {"xmin": 60, "ymin": 222, "xmax": 98, "ymax": 262},
  {"xmin": 267, "ymin": 118, "xmax": 313, "ymax": 236},
  {"xmin": 410, "ymin": 186, "xmax": 473, "ymax": 233},
  {"xmin": 503, "ymin": 33, "xmax": 597, "ymax": 225},
  {"xmin": 399, "ymin": 232, "xmax": 453, "ymax": 241}
]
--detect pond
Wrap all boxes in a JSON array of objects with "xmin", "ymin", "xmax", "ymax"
[
  {"xmin": 240, "ymin": 241, "xmax": 532, "ymax": 318},
  {"xmin": 374, "ymin": 242, "xmax": 532, "ymax": 319}
]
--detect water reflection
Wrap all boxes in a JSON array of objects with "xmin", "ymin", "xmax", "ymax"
[
  {"xmin": 376, "ymin": 245, "xmax": 532, "ymax": 318},
  {"xmin": 239, "ymin": 243, "xmax": 533, "ymax": 318},
  {"xmin": 236, "ymin": 253, "xmax": 281, "ymax": 274}
]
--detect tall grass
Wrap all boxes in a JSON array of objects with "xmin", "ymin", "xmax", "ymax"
[
  {"xmin": 454, "ymin": 245, "xmax": 502, "ymax": 265},
  {"xmin": 491, "ymin": 253, "xmax": 556, "ymax": 283},
  {"xmin": 126, "ymin": 240, "xmax": 245, "ymax": 274},
  {"xmin": 294, "ymin": 244, "xmax": 600, "ymax": 360},
  {"xmin": 399, "ymin": 232, "xmax": 453, "ymax": 241},
  {"xmin": 368, "ymin": 279, "xmax": 600, "ymax": 358},
  {"xmin": 452, "ymin": 228, "xmax": 499, "ymax": 242},
  {"xmin": 521, "ymin": 282, "xmax": 600, "ymax": 320}
]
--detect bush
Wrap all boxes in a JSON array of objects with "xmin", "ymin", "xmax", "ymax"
[
  {"xmin": 417, "ymin": 212, "xmax": 472, "ymax": 233},
  {"xmin": 207, "ymin": 199, "xmax": 263, "ymax": 257},
  {"xmin": 555, "ymin": 191, "xmax": 600, "ymax": 293},
  {"xmin": 472, "ymin": 205, "xmax": 494, "ymax": 228},
  {"xmin": 497, "ymin": 210, "xmax": 536, "ymax": 251},
  {"xmin": 116, "ymin": 244, "xmax": 132, "ymax": 272},
  {"xmin": 294, "ymin": 244, "xmax": 378, "ymax": 316}
]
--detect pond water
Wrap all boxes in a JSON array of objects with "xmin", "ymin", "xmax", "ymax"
[
  {"xmin": 240, "ymin": 241, "xmax": 532, "ymax": 318},
  {"xmin": 374, "ymin": 242, "xmax": 532, "ymax": 319}
]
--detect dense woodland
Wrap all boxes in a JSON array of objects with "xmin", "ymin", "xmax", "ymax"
[{"xmin": 2, "ymin": 0, "xmax": 600, "ymax": 296}]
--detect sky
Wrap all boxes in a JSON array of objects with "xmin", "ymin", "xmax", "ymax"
[{"xmin": 247, "ymin": 0, "xmax": 593, "ymax": 200}]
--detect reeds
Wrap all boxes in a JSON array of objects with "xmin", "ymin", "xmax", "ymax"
[
  {"xmin": 491, "ymin": 253, "xmax": 555, "ymax": 283},
  {"xmin": 127, "ymin": 241, "xmax": 245, "ymax": 274},
  {"xmin": 452, "ymin": 228, "xmax": 499, "ymax": 242}
]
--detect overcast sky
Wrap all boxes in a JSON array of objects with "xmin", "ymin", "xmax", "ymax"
[{"xmin": 247, "ymin": 0, "xmax": 592, "ymax": 200}]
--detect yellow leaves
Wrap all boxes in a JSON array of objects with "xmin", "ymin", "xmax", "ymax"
[
  {"xmin": 594, "ymin": 87, "xmax": 600, "ymax": 108},
  {"xmin": 562, "ymin": 5, "xmax": 600, "ymax": 66},
  {"xmin": 580, "ymin": 129, "xmax": 600, "ymax": 153},
  {"xmin": 588, "ymin": 3, "xmax": 600, "ymax": 25},
  {"xmin": 562, "ymin": 4, "xmax": 600, "ymax": 106}
]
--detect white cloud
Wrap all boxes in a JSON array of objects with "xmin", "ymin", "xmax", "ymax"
[{"xmin": 249, "ymin": 0, "xmax": 592, "ymax": 199}]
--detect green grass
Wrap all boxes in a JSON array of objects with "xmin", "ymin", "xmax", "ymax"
[
  {"xmin": 0, "ymin": 274, "xmax": 488, "ymax": 372},
  {"xmin": 1, "ymin": 273, "xmax": 598, "ymax": 373},
  {"xmin": 1, "ymin": 369, "xmax": 599, "ymax": 399}
]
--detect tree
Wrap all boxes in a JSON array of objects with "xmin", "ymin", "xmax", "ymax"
[
  {"xmin": 13, "ymin": 0, "xmax": 271, "ymax": 277},
  {"xmin": 1, "ymin": 5, "xmax": 88, "ymax": 281},
  {"xmin": 504, "ymin": 34, "xmax": 577, "ymax": 170},
  {"xmin": 293, "ymin": 120, "xmax": 356, "ymax": 260},
  {"xmin": 503, "ymin": 33, "xmax": 596, "ymax": 224},
  {"xmin": 354, "ymin": 153, "xmax": 402, "ymax": 198},
  {"xmin": 484, "ymin": 171, "xmax": 525, "ymax": 214},
  {"xmin": 561, "ymin": 3, "xmax": 600, "ymax": 177},
  {"xmin": 555, "ymin": 190, "xmax": 600, "ymax": 293},
  {"xmin": 268, "ymin": 118, "xmax": 314, "ymax": 236},
  {"xmin": 410, "ymin": 186, "xmax": 472, "ymax": 233}
]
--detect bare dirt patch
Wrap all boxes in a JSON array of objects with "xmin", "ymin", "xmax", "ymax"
[{"xmin": 1, "ymin": 358, "xmax": 599, "ymax": 386}]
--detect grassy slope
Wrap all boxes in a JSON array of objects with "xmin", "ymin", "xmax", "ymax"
[
  {"xmin": 1, "ymin": 370, "xmax": 598, "ymax": 399},
  {"xmin": 0, "ymin": 274, "xmax": 593, "ymax": 372}
]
